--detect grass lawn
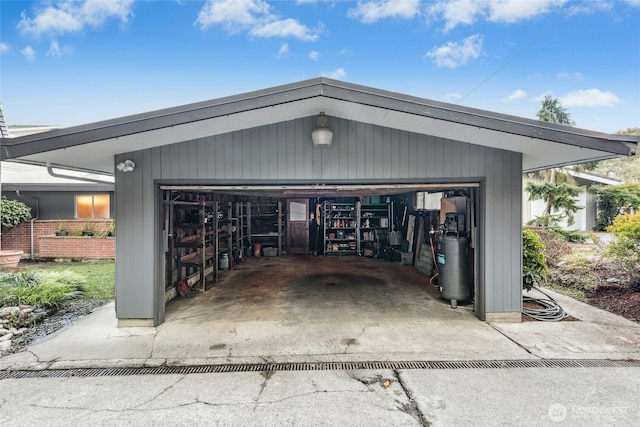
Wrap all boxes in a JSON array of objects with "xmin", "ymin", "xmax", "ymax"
[{"xmin": 22, "ymin": 260, "xmax": 115, "ymax": 301}]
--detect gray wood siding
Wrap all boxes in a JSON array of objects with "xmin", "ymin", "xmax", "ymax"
[
  {"xmin": 115, "ymin": 116, "xmax": 522, "ymax": 323},
  {"xmin": 4, "ymin": 191, "xmax": 114, "ymax": 220}
]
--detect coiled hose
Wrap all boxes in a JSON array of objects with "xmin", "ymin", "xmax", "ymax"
[{"xmin": 522, "ymin": 286, "xmax": 568, "ymax": 321}]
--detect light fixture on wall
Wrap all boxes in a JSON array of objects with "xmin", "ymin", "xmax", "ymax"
[
  {"xmin": 311, "ymin": 112, "xmax": 333, "ymax": 147},
  {"xmin": 116, "ymin": 160, "xmax": 135, "ymax": 172}
]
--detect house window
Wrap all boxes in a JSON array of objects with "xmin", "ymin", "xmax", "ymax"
[{"xmin": 76, "ymin": 195, "xmax": 110, "ymax": 219}]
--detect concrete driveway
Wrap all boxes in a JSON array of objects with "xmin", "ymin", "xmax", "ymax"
[{"xmin": 1, "ymin": 256, "xmax": 639, "ymax": 426}]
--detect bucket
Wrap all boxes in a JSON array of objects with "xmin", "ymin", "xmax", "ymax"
[
  {"xmin": 219, "ymin": 253, "xmax": 229, "ymax": 270},
  {"xmin": 252, "ymin": 243, "xmax": 262, "ymax": 257}
]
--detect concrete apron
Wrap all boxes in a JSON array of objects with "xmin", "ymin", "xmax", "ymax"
[{"xmin": 1, "ymin": 256, "xmax": 639, "ymax": 371}]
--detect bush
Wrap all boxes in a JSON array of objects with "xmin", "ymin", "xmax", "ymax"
[
  {"xmin": 527, "ymin": 214, "xmax": 588, "ymax": 243},
  {"xmin": 0, "ymin": 196, "xmax": 32, "ymax": 229},
  {"xmin": 523, "ymin": 228, "xmax": 548, "ymax": 291},
  {"xmin": 0, "ymin": 270, "xmax": 85, "ymax": 309},
  {"xmin": 607, "ymin": 213, "xmax": 640, "ymax": 265},
  {"xmin": 593, "ymin": 184, "xmax": 640, "ymax": 231},
  {"xmin": 526, "ymin": 226, "xmax": 571, "ymax": 266}
]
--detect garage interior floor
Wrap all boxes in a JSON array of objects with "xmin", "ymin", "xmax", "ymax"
[{"xmin": 159, "ymin": 255, "xmax": 529, "ymax": 363}]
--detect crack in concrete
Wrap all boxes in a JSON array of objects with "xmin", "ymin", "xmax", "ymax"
[
  {"xmin": 489, "ymin": 324, "xmax": 538, "ymax": 357},
  {"xmin": 342, "ymin": 326, "xmax": 367, "ymax": 354},
  {"xmin": 253, "ymin": 388, "xmax": 371, "ymax": 406},
  {"xmin": 145, "ymin": 329, "xmax": 158, "ymax": 363},
  {"xmin": 133, "ymin": 375, "xmax": 187, "ymax": 409},
  {"xmin": 394, "ymin": 370, "xmax": 431, "ymax": 427},
  {"xmin": 256, "ymin": 371, "xmax": 275, "ymax": 401}
]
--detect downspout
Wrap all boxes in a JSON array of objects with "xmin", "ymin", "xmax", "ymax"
[
  {"xmin": 16, "ymin": 191, "xmax": 40, "ymax": 261},
  {"xmin": 12, "ymin": 190, "xmax": 40, "ymax": 260},
  {"xmin": 46, "ymin": 163, "xmax": 114, "ymax": 184}
]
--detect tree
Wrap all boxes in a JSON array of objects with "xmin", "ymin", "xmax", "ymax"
[
  {"xmin": 592, "ymin": 184, "xmax": 640, "ymax": 231},
  {"xmin": 536, "ymin": 95, "xmax": 575, "ymax": 126},
  {"xmin": 593, "ymin": 128, "xmax": 640, "ymax": 184},
  {"xmin": 527, "ymin": 96, "xmax": 583, "ymax": 228},
  {"xmin": 525, "ymin": 181, "xmax": 583, "ymax": 225}
]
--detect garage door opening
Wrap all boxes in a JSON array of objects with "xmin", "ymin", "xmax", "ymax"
[{"xmin": 160, "ymin": 183, "xmax": 480, "ymax": 317}]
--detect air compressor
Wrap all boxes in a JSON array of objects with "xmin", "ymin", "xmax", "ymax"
[{"xmin": 437, "ymin": 197, "xmax": 472, "ymax": 309}]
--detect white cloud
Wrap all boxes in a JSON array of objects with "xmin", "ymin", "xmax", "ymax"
[
  {"xmin": 46, "ymin": 40, "xmax": 69, "ymax": 58},
  {"xmin": 195, "ymin": 0, "xmax": 271, "ymax": 30},
  {"xmin": 309, "ymin": 50, "xmax": 320, "ymax": 60},
  {"xmin": 322, "ymin": 68, "xmax": 346, "ymax": 80},
  {"xmin": 18, "ymin": 0, "xmax": 134, "ymax": 36},
  {"xmin": 560, "ymin": 89, "xmax": 621, "ymax": 108},
  {"xmin": 429, "ymin": 0, "xmax": 568, "ymax": 31},
  {"xmin": 428, "ymin": 0, "xmax": 484, "ymax": 31},
  {"xmin": 425, "ymin": 34, "xmax": 482, "ymax": 68},
  {"xmin": 0, "ymin": 43, "xmax": 9, "ymax": 54},
  {"xmin": 486, "ymin": 0, "xmax": 568, "ymax": 23},
  {"xmin": 250, "ymin": 18, "xmax": 320, "ymax": 41},
  {"xmin": 196, "ymin": 0, "xmax": 320, "ymax": 41},
  {"xmin": 21, "ymin": 46, "xmax": 36, "ymax": 62},
  {"xmin": 556, "ymin": 72, "xmax": 583, "ymax": 81},
  {"xmin": 348, "ymin": 0, "xmax": 421, "ymax": 23},
  {"xmin": 502, "ymin": 89, "xmax": 527, "ymax": 102},
  {"xmin": 443, "ymin": 92, "xmax": 463, "ymax": 102},
  {"xmin": 276, "ymin": 43, "xmax": 290, "ymax": 58}
]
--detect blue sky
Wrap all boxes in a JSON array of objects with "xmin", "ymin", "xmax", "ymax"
[{"xmin": 1, "ymin": 0, "xmax": 638, "ymax": 133}]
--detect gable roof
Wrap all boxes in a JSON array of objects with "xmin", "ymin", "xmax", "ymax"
[{"xmin": 1, "ymin": 78, "xmax": 637, "ymax": 174}]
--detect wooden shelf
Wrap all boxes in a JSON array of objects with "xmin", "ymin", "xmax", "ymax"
[{"xmin": 247, "ymin": 201, "xmax": 285, "ymax": 256}]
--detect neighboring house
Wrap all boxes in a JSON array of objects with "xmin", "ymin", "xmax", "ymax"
[
  {"xmin": 1, "ymin": 78, "xmax": 637, "ymax": 326},
  {"xmin": 0, "ymin": 104, "xmax": 114, "ymax": 259},
  {"xmin": 523, "ymin": 170, "xmax": 620, "ymax": 231}
]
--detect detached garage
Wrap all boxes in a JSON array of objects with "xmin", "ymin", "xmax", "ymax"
[{"xmin": 2, "ymin": 78, "xmax": 636, "ymax": 326}]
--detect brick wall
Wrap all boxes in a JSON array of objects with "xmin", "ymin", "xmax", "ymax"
[
  {"xmin": 1, "ymin": 220, "xmax": 115, "ymax": 259},
  {"xmin": 39, "ymin": 236, "xmax": 115, "ymax": 259}
]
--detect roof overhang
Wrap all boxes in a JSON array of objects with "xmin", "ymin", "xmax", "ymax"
[
  {"xmin": 159, "ymin": 182, "xmax": 479, "ymax": 198},
  {"xmin": 1, "ymin": 78, "xmax": 637, "ymax": 174}
]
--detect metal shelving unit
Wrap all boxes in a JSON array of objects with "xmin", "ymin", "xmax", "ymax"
[
  {"xmin": 359, "ymin": 203, "xmax": 391, "ymax": 257},
  {"xmin": 323, "ymin": 201, "xmax": 359, "ymax": 255}
]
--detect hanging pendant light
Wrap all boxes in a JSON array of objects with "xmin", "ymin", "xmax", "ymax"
[{"xmin": 311, "ymin": 112, "xmax": 333, "ymax": 147}]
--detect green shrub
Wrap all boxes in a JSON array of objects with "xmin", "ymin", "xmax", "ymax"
[
  {"xmin": 0, "ymin": 270, "xmax": 85, "ymax": 309},
  {"xmin": 593, "ymin": 184, "xmax": 640, "ymax": 231},
  {"xmin": 607, "ymin": 212, "xmax": 640, "ymax": 265},
  {"xmin": 0, "ymin": 196, "xmax": 32, "ymax": 229},
  {"xmin": 527, "ymin": 214, "xmax": 588, "ymax": 243},
  {"xmin": 523, "ymin": 228, "xmax": 548, "ymax": 291}
]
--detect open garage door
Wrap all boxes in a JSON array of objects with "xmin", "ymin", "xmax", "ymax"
[{"xmin": 159, "ymin": 182, "xmax": 481, "ymax": 317}]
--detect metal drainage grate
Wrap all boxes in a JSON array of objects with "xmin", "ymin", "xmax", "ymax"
[{"xmin": 2, "ymin": 359, "xmax": 638, "ymax": 380}]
